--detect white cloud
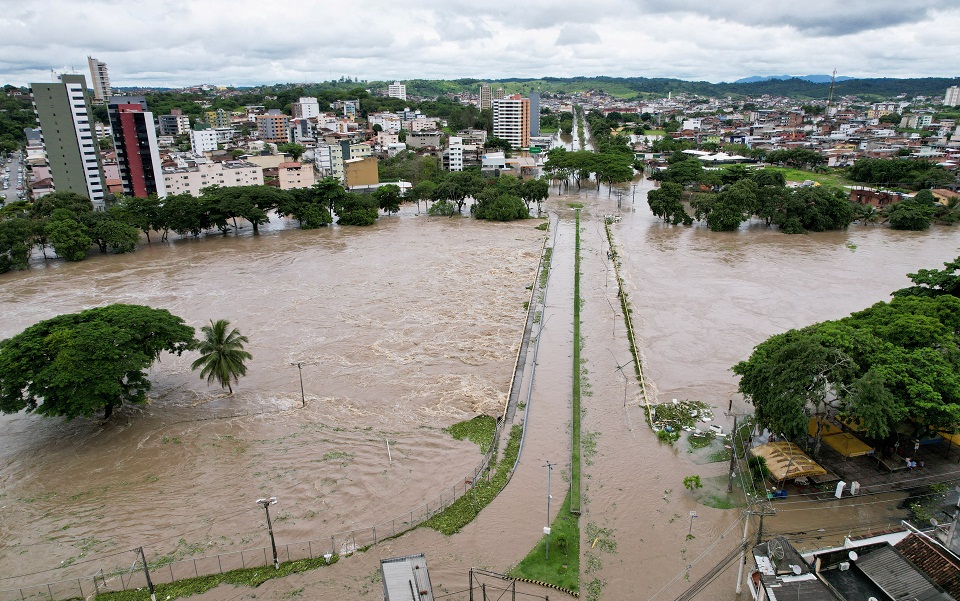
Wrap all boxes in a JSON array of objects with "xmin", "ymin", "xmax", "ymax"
[{"xmin": 1, "ymin": 0, "xmax": 958, "ymax": 87}]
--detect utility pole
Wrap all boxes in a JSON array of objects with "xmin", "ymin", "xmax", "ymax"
[
  {"xmin": 290, "ymin": 362, "xmax": 305, "ymax": 407},
  {"xmin": 735, "ymin": 508, "xmax": 752, "ymax": 596},
  {"xmin": 256, "ymin": 497, "xmax": 280, "ymax": 569},
  {"xmin": 138, "ymin": 547, "xmax": 156, "ymax": 601},
  {"xmin": 728, "ymin": 414, "xmax": 738, "ymax": 493},
  {"xmin": 543, "ymin": 461, "xmax": 554, "ymax": 560}
]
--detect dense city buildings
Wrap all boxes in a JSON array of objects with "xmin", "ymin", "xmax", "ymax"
[
  {"xmin": 86, "ymin": 56, "xmax": 111, "ymax": 104},
  {"xmin": 107, "ymin": 97, "xmax": 166, "ymax": 198},
  {"xmin": 31, "ymin": 74, "xmax": 107, "ymax": 207}
]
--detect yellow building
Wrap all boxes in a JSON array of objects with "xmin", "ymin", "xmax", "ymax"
[{"xmin": 344, "ymin": 157, "xmax": 379, "ymax": 189}]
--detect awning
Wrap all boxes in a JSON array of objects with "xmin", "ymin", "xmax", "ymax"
[
  {"xmin": 750, "ymin": 441, "xmax": 827, "ymax": 481},
  {"xmin": 822, "ymin": 432, "xmax": 874, "ymax": 458},
  {"xmin": 808, "ymin": 417, "xmax": 843, "ymax": 437}
]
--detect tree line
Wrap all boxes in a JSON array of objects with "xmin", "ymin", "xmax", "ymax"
[
  {"xmin": 645, "ymin": 153, "xmax": 958, "ymax": 233},
  {"xmin": 734, "ymin": 257, "xmax": 960, "ymax": 458},
  {"xmin": 1, "ymin": 171, "xmax": 552, "ymax": 273}
]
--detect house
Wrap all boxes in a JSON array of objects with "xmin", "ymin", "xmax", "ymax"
[{"xmin": 849, "ymin": 187, "xmax": 904, "ymax": 208}]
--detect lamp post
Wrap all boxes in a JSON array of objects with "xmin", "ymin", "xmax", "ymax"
[
  {"xmin": 290, "ymin": 362, "xmax": 305, "ymax": 407},
  {"xmin": 543, "ymin": 461, "xmax": 554, "ymax": 560},
  {"xmin": 256, "ymin": 497, "xmax": 280, "ymax": 569}
]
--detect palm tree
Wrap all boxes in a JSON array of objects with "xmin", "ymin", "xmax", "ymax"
[{"xmin": 191, "ymin": 319, "xmax": 252, "ymax": 394}]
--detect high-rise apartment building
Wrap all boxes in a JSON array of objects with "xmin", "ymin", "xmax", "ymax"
[
  {"xmin": 492, "ymin": 94, "xmax": 530, "ymax": 150},
  {"xmin": 257, "ymin": 112, "xmax": 290, "ymax": 143},
  {"xmin": 529, "ymin": 92, "xmax": 541, "ymax": 137},
  {"xmin": 945, "ymin": 86, "xmax": 960, "ymax": 108},
  {"xmin": 189, "ymin": 129, "xmax": 218, "ymax": 154},
  {"xmin": 291, "ymin": 96, "xmax": 320, "ymax": 119},
  {"xmin": 388, "ymin": 81, "xmax": 407, "ymax": 101},
  {"xmin": 108, "ymin": 97, "xmax": 166, "ymax": 198},
  {"xmin": 159, "ymin": 111, "xmax": 191, "ymax": 136},
  {"xmin": 494, "ymin": 88, "xmax": 506, "ymax": 100},
  {"xmin": 31, "ymin": 74, "xmax": 107, "ymax": 207},
  {"xmin": 86, "ymin": 56, "xmax": 111, "ymax": 104},
  {"xmin": 479, "ymin": 84, "xmax": 492, "ymax": 110}
]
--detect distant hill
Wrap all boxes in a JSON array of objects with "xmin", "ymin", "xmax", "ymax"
[
  {"xmin": 404, "ymin": 75, "xmax": 960, "ymax": 101},
  {"xmin": 732, "ymin": 74, "xmax": 855, "ymax": 84}
]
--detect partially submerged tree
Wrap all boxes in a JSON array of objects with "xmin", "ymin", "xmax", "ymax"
[
  {"xmin": 191, "ymin": 319, "xmax": 252, "ymax": 395},
  {"xmin": 0, "ymin": 305, "xmax": 195, "ymax": 420}
]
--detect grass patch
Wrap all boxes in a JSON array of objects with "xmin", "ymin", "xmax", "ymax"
[
  {"xmin": 509, "ymin": 490, "xmax": 580, "ymax": 593},
  {"xmin": 95, "ymin": 555, "xmax": 339, "ymax": 601},
  {"xmin": 571, "ymin": 208, "xmax": 582, "ymax": 513},
  {"xmin": 643, "ymin": 129, "xmax": 667, "ymax": 137},
  {"xmin": 445, "ymin": 414, "xmax": 497, "ymax": 454},
  {"xmin": 762, "ymin": 166, "xmax": 854, "ymax": 189},
  {"xmin": 702, "ymin": 494, "xmax": 738, "ymax": 510},
  {"xmin": 422, "ymin": 423, "xmax": 522, "ymax": 535},
  {"xmin": 535, "ymin": 221, "xmax": 549, "ymax": 231},
  {"xmin": 688, "ymin": 431, "xmax": 715, "ymax": 449},
  {"xmin": 567, "ymin": 202, "xmax": 584, "ymax": 209}
]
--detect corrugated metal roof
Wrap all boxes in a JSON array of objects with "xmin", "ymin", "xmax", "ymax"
[{"xmin": 856, "ymin": 545, "xmax": 951, "ymax": 601}]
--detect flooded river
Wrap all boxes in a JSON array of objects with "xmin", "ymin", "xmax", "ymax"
[
  {"xmin": 0, "ymin": 210, "xmax": 543, "ymax": 585},
  {"xmin": 2, "ymin": 180, "xmax": 959, "ymax": 599}
]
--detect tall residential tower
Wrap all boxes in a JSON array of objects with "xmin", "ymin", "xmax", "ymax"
[
  {"xmin": 492, "ymin": 94, "xmax": 530, "ymax": 150},
  {"xmin": 108, "ymin": 97, "xmax": 166, "ymax": 198},
  {"xmin": 86, "ymin": 56, "xmax": 111, "ymax": 104},
  {"xmin": 31, "ymin": 74, "xmax": 107, "ymax": 207}
]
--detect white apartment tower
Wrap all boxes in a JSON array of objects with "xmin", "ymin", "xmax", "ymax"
[
  {"xmin": 493, "ymin": 95, "xmax": 530, "ymax": 150},
  {"xmin": 86, "ymin": 56, "xmax": 111, "ymax": 104},
  {"xmin": 388, "ymin": 81, "xmax": 407, "ymax": 101},
  {"xmin": 945, "ymin": 86, "xmax": 960, "ymax": 108},
  {"xmin": 292, "ymin": 96, "xmax": 321, "ymax": 119},
  {"xmin": 189, "ymin": 129, "xmax": 218, "ymax": 154},
  {"xmin": 446, "ymin": 136, "xmax": 464, "ymax": 171}
]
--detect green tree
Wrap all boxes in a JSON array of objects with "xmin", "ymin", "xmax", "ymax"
[
  {"xmin": 335, "ymin": 192, "xmax": 379, "ymax": 226},
  {"xmin": 520, "ymin": 178, "xmax": 550, "ymax": 214},
  {"xmin": 887, "ymin": 191, "xmax": 936, "ymax": 231},
  {"xmin": 893, "ymin": 256, "xmax": 960, "ymax": 299},
  {"xmin": 88, "ymin": 214, "xmax": 140, "ymax": 254},
  {"xmin": 372, "ymin": 184, "xmax": 403, "ymax": 215},
  {"xmin": 0, "ymin": 217, "xmax": 32, "ymax": 272},
  {"xmin": 190, "ymin": 319, "xmax": 252, "ymax": 395},
  {"xmin": 277, "ymin": 143, "xmax": 306, "ymax": 161},
  {"xmin": 0, "ymin": 305, "xmax": 195, "ymax": 420},
  {"xmin": 117, "ymin": 195, "xmax": 163, "ymax": 243},
  {"xmin": 647, "ymin": 182, "xmax": 692, "ymax": 225},
  {"xmin": 46, "ymin": 218, "xmax": 91, "ymax": 261}
]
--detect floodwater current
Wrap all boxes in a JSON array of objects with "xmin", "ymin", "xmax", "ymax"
[{"xmin": 1, "ymin": 179, "xmax": 959, "ymax": 600}]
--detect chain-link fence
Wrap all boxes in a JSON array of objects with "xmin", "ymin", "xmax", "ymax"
[{"xmin": 1, "ymin": 419, "xmax": 503, "ymax": 601}]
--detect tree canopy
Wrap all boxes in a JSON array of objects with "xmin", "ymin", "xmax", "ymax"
[
  {"xmin": 734, "ymin": 275, "xmax": 960, "ymax": 454},
  {"xmin": 0, "ymin": 305, "xmax": 195, "ymax": 420}
]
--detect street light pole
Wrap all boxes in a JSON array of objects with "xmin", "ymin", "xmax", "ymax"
[
  {"xmin": 256, "ymin": 497, "xmax": 280, "ymax": 569},
  {"xmin": 543, "ymin": 461, "xmax": 554, "ymax": 560},
  {"xmin": 290, "ymin": 362, "xmax": 305, "ymax": 407}
]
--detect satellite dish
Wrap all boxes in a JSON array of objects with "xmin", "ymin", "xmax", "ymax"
[
  {"xmin": 791, "ymin": 565, "xmax": 802, "ymax": 575},
  {"xmin": 931, "ymin": 518, "xmax": 939, "ymax": 527},
  {"xmin": 848, "ymin": 551, "xmax": 858, "ymax": 561},
  {"xmin": 769, "ymin": 539, "xmax": 785, "ymax": 561}
]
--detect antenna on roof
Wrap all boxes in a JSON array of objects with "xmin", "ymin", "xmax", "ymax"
[{"xmin": 827, "ymin": 69, "xmax": 837, "ymax": 113}]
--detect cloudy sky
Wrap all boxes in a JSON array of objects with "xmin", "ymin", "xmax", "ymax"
[{"xmin": 2, "ymin": 0, "xmax": 959, "ymax": 88}]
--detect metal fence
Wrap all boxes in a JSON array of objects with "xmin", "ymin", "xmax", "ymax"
[{"xmin": 2, "ymin": 420, "xmax": 504, "ymax": 601}]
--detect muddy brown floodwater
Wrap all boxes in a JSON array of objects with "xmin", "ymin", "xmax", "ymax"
[
  {"xmin": 0, "ymin": 209, "xmax": 542, "ymax": 586},
  {"xmin": 2, "ymin": 180, "xmax": 959, "ymax": 601}
]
